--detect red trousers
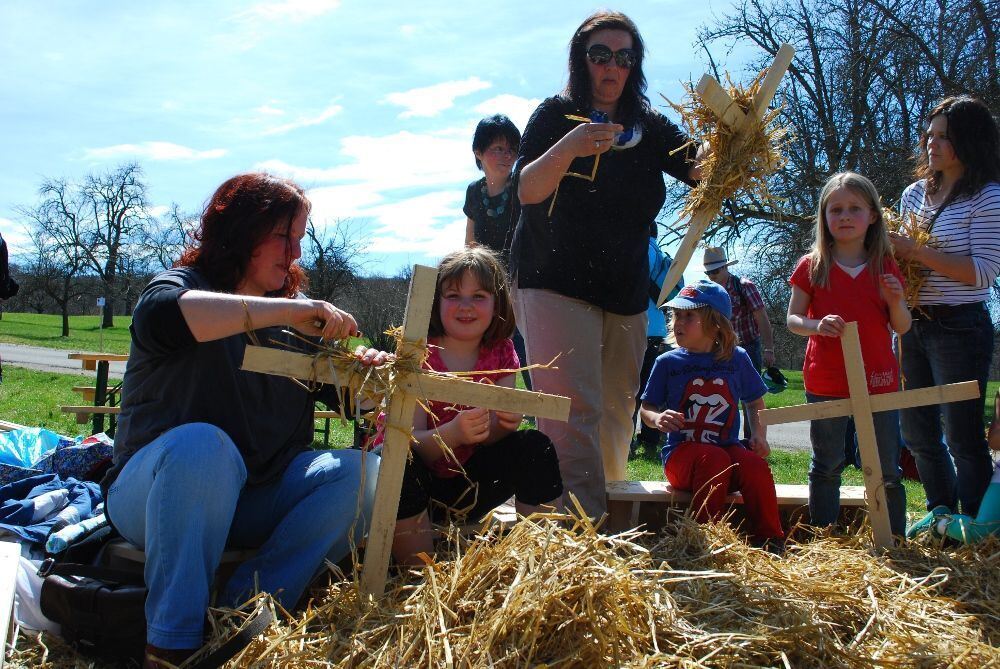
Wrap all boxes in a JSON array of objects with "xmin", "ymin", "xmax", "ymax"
[{"xmin": 664, "ymin": 441, "xmax": 784, "ymax": 540}]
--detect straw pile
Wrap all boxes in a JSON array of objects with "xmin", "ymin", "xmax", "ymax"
[
  {"xmin": 11, "ymin": 512, "xmax": 998, "ymax": 668},
  {"xmin": 885, "ymin": 207, "xmax": 939, "ymax": 310},
  {"xmin": 665, "ymin": 71, "xmax": 790, "ymax": 226}
]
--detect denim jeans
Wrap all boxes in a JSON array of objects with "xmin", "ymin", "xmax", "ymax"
[
  {"xmin": 898, "ymin": 305, "xmax": 994, "ymax": 515},
  {"xmin": 806, "ymin": 394, "xmax": 907, "ymax": 535},
  {"xmin": 106, "ymin": 423, "xmax": 380, "ymax": 649}
]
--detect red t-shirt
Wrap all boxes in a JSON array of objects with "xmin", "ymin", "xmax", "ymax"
[
  {"xmin": 369, "ymin": 337, "xmax": 518, "ymax": 478},
  {"xmin": 789, "ymin": 255, "xmax": 904, "ymax": 397}
]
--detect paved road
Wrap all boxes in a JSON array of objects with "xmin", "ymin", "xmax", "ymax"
[
  {"xmin": 1, "ymin": 342, "xmax": 815, "ymax": 450},
  {"xmin": 0, "ymin": 343, "xmax": 126, "ymax": 378}
]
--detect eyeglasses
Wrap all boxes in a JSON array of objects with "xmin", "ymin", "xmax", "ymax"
[
  {"xmin": 484, "ymin": 145, "xmax": 516, "ymax": 157},
  {"xmin": 586, "ymin": 44, "xmax": 638, "ymax": 69},
  {"xmin": 706, "ymin": 268, "xmax": 723, "ymax": 276}
]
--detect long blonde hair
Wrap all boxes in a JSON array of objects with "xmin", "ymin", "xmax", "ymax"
[{"xmin": 808, "ymin": 172, "xmax": 893, "ymax": 289}]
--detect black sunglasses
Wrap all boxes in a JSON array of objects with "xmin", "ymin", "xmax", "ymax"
[
  {"xmin": 586, "ymin": 44, "xmax": 638, "ymax": 69},
  {"xmin": 706, "ymin": 268, "xmax": 723, "ymax": 276}
]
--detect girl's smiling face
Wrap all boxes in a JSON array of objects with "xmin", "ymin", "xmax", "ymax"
[{"xmin": 438, "ymin": 270, "xmax": 495, "ymax": 343}]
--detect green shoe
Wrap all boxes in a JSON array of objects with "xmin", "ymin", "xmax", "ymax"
[{"xmin": 906, "ymin": 505, "xmax": 951, "ymax": 539}]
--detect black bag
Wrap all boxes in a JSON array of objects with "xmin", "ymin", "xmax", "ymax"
[
  {"xmin": 38, "ymin": 560, "xmax": 147, "ymax": 661},
  {"xmin": 38, "ymin": 551, "xmax": 273, "ymax": 667}
]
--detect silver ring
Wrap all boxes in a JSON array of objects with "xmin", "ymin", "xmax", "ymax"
[{"xmin": 594, "ymin": 140, "xmax": 600, "ymax": 149}]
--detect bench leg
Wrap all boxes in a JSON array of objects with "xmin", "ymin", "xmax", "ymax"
[{"xmin": 606, "ymin": 499, "xmax": 638, "ymax": 533}]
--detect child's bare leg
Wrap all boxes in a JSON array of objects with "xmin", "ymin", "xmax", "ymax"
[{"xmin": 392, "ymin": 511, "xmax": 435, "ymax": 566}]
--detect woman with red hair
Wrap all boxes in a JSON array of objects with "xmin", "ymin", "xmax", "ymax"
[{"xmin": 102, "ymin": 173, "xmax": 387, "ymax": 667}]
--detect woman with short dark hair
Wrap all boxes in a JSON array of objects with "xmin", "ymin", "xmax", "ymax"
[
  {"xmin": 511, "ymin": 10, "xmax": 702, "ymax": 517},
  {"xmin": 891, "ymin": 95, "xmax": 1000, "ymax": 518},
  {"xmin": 104, "ymin": 173, "xmax": 388, "ymax": 667},
  {"xmin": 464, "ymin": 114, "xmax": 522, "ymax": 267}
]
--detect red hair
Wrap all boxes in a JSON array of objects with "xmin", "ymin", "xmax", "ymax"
[{"xmin": 177, "ymin": 173, "xmax": 310, "ymax": 296}]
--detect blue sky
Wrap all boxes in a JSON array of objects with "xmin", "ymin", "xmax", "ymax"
[{"xmin": 0, "ymin": 1, "xmax": 748, "ymax": 276}]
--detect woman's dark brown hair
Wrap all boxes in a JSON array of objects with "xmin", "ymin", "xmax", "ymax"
[
  {"xmin": 915, "ymin": 95, "xmax": 1000, "ymax": 199},
  {"xmin": 564, "ymin": 10, "xmax": 650, "ymax": 125},
  {"xmin": 428, "ymin": 247, "xmax": 516, "ymax": 346},
  {"xmin": 177, "ymin": 173, "xmax": 309, "ymax": 296}
]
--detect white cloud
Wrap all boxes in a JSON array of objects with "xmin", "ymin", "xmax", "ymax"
[
  {"xmin": 473, "ymin": 94, "xmax": 542, "ymax": 132},
  {"xmin": 257, "ymin": 125, "xmax": 478, "ymax": 260},
  {"xmin": 255, "ymin": 103, "xmax": 285, "ymax": 116},
  {"xmin": 83, "ymin": 142, "xmax": 227, "ymax": 162},
  {"xmin": 148, "ymin": 205, "xmax": 171, "ymax": 218},
  {"xmin": 239, "ymin": 0, "xmax": 340, "ymax": 22},
  {"xmin": 0, "ymin": 218, "xmax": 31, "ymax": 258},
  {"xmin": 262, "ymin": 102, "xmax": 342, "ymax": 136},
  {"xmin": 385, "ymin": 77, "xmax": 492, "ymax": 119}
]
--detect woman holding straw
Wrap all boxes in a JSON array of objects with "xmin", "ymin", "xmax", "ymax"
[
  {"xmin": 511, "ymin": 10, "xmax": 702, "ymax": 517},
  {"xmin": 102, "ymin": 173, "xmax": 388, "ymax": 668},
  {"xmin": 890, "ymin": 95, "xmax": 1000, "ymax": 519}
]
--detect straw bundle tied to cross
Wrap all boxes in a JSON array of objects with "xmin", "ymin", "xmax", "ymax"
[
  {"xmin": 656, "ymin": 44, "xmax": 795, "ymax": 306},
  {"xmin": 241, "ymin": 265, "xmax": 571, "ymax": 598},
  {"xmin": 884, "ymin": 207, "xmax": 940, "ymax": 313}
]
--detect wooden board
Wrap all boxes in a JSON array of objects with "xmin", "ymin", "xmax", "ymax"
[
  {"xmin": 759, "ymin": 381, "xmax": 979, "ymax": 425},
  {"xmin": 606, "ymin": 480, "xmax": 865, "ymax": 507},
  {"xmin": 0, "ymin": 541, "xmax": 19, "ymax": 668}
]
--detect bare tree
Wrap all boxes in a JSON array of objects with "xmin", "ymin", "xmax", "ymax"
[
  {"xmin": 341, "ymin": 269, "xmax": 410, "ymax": 352},
  {"xmin": 15, "ymin": 198, "xmax": 90, "ymax": 337},
  {"xmin": 71, "ymin": 162, "xmax": 151, "ymax": 327},
  {"xmin": 660, "ymin": 0, "xmax": 999, "ymax": 364},
  {"xmin": 141, "ymin": 204, "xmax": 197, "ymax": 273},
  {"xmin": 299, "ymin": 218, "xmax": 366, "ymax": 304}
]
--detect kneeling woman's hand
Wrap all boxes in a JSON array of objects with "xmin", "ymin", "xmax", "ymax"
[{"xmin": 353, "ymin": 345, "xmax": 393, "ymax": 367}]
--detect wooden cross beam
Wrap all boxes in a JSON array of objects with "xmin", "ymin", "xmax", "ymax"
[
  {"xmin": 242, "ymin": 265, "xmax": 571, "ymax": 597},
  {"xmin": 758, "ymin": 322, "xmax": 979, "ymax": 548},
  {"xmin": 657, "ymin": 43, "xmax": 795, "ymax": 306}
]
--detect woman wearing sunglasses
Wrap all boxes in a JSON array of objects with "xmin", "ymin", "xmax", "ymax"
[{"xmin": 510, "ymin": 10, "xmax": 703, "ymax": 518}]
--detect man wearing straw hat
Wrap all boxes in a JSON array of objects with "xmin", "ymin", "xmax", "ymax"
[{"xmin": 703, "ymin": 246, "xmax": 775, "ymax": 437}]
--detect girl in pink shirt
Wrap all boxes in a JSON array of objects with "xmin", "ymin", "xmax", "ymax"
[
  {"xmin": 786, "ymin": 172, "xmax": 912, "ymax": 535},
  {"xmin": 384, "ymin": 247, "xmax": 563, "ymax": 566}
]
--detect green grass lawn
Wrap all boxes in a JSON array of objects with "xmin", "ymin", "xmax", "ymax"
[{"xmin": 0, "ymin": 312, "xmax": 132, "ymax": 354}]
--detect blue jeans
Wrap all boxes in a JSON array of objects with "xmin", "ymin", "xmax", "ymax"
[
  {"xmin": 806, "ymin": 394, "xmax": 907, "ymax": 535},
  {"xmin": 106, "ymin": 423, "xmax": 380, "ymax": 649},
  {"xmin": 898, "ymin": 306, "xmax": 994, "ymax": 515}
]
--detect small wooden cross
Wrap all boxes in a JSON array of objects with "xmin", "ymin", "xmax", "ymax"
[
  {"xmin": 758, "ymin": 322, "xmax": 979, "ymax": 548},
  {"xmin": 241, "ymin": 265, "xmax": 571, "ymax": 597},
  {"xmin": 657, "ymin": 43, "xmax": 795, "ymax": 306}
]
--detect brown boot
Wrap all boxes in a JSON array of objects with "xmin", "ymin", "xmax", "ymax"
[{"xmin": 143, "ymin": 644, "xmax": 198, "ymax": 669}]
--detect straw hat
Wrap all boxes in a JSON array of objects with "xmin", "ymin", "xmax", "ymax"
[{"xmin": 703, "ymin": 246, "xmax": 738, "ymax": 273}]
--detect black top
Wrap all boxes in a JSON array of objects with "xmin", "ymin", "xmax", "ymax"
[
  {"xmin": 104, "ymin": 267, "xmax": 340, "ymax": 492},
  {"xmin": 511, "ymin": 96, "xmax": 695, "ymax": 315},
  {"xmin": 463, "ymin": 177, "xmax": 520, "ymax": 270}
]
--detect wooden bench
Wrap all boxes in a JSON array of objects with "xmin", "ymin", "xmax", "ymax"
[
  {"xmin": 606, "ymin": 480, "xmax": 866, "ymax": 532},
  {"xmin": 67, "ymin": 352, "xmax": 129, "ymax": 372}
]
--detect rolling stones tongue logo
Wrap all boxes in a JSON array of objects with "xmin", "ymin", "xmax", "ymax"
[{"xmin": 680, "ymin": 376, "xmax": 736, "ymax": 444}]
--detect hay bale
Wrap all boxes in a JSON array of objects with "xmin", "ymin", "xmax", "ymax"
[{"xmin": 10, "ymin": 514, "xmax": 998, "ymax": 667}]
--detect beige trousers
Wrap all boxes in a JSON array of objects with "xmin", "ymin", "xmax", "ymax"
[{"xmin": 513, "ymin": 287, "xmax": 647, "ymax": 518}]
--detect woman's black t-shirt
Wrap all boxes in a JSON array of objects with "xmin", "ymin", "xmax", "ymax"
[
  {"xmin": 511, "ymin": 96, "xmax": 694, "ymax": 315},
  {"xmin": 463, "ymin": 177, "xmax": 519, "ymax": 270}
]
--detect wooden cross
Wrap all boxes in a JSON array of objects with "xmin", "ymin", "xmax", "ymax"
[
  {"xmin": 241, "ymin": 265, "xmax": 571, "ymax": 597},
  {"xmin": 657, "ymin": 43, "xmax": 795, "ymax": 306},
  {"xmin": 758, "ymin": 322, "xmax": 979, "ymax": 548}
]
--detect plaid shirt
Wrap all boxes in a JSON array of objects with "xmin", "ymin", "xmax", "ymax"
[{"xmin": 724, "ymin": 275, "xmax": 764, "ymax": 345}]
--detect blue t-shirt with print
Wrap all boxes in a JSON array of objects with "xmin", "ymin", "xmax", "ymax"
[{"xmin": 640, "ymin": 347, "xmax": 767, "ymax": 465}]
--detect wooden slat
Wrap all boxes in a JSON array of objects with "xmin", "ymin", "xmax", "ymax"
[
  {"xmin": 243, "ymin": 347, "xmax": 571, "ymax": 422},
  {"xmin": 841, "ymin": 323, "xmax": 893, "ymax": 548},
  {"xmin": 606, "ymin": 480, "xmax": 866, "ymax": 508},
  {"xmin": 695, "ymin": 74, "xmax": 748, "ymax": 129},
  {"xmin": 360, "ymin": 266, "xmax": 438, "ymax": 599},
  {"xmin": 0, "ymin": 541, "xmax": 20, "ymax": 668},
  {"xmin": 0, "ymin": 421, "xmax": 27, "ymax": 433},
  {"xmin": 751, "ymin": 43, "xmax": 795, "ymax": 119},
  {"xmin": 67, "ymin": 353, "xmax": 129, "ymax": 362},
  {"xmin": 759, "ymin": 381, "xmax": 979, "ymax": 425}
]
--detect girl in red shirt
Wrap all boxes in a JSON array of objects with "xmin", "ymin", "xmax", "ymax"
[{"xmin": 787, "ymin": 172, "xmax": 912, "ymax": 535}]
